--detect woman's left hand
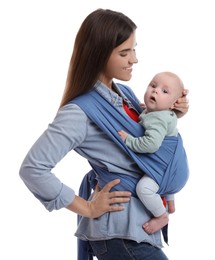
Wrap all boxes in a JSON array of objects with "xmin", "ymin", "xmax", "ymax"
[{"xmin": 173, "ymin": 89, "xmax": 189, "ymax": 118}]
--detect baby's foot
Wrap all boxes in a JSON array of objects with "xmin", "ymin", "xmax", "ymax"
[{"xmin": 143, "ymin": 213, "xmax": 169, "ymax": 234}]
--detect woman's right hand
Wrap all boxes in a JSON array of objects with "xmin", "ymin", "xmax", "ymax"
[{"xmin": 67, "ymin": 179, "xmax": 131, "ymax": 218}]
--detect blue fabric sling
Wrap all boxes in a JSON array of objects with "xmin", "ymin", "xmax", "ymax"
[{"xmin": 71, "ymin": 83, "xmax": 189, "ymax": 260}]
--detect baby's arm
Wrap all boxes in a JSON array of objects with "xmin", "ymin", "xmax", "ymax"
[{"xmin": 118, "ymin": 111, "xmax": 172, "ymax": 153}]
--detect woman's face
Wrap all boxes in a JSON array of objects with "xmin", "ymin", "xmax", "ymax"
[{"xmin": 99, "ymin": 32, "xmax": 138, "ymax": 88}]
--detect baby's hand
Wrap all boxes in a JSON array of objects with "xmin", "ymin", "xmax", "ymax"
[
  {"xmin": 139, "ymin": 103, "xmax": 146, "ymax": 109},
  {"xmin": 118, "ymin": 130, "xmax": 128, "ymax": 142}
]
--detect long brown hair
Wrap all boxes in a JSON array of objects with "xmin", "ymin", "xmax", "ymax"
[{"xmin": 59, "ymin": 9, "xmax": 137, "ymax": 108}]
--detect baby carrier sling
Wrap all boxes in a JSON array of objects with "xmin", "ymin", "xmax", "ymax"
[{"xmin": 71, "ymin": 83, "xmax": 189, "ymax": 260}]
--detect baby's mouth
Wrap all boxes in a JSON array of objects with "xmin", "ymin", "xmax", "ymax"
[{"xmin": 150, "ymin": 96, "xmax": 156, "ymax": 102}]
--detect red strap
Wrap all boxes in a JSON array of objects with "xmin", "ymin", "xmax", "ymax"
[
  {"xmin": 123, "ymin": 102, "xmax": 139, "ymax": 122},
  {"xmin": 162, "ymin": 197, "xmax": 167, "ymax": 208}
]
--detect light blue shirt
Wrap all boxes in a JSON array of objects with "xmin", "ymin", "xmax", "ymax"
[{"xmin": 19, "ymin": 81, "xmax": 163, "ymax": 248}]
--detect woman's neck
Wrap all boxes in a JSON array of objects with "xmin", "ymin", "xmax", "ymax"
[{"xmin": 98, "ymin": 75, "xmax": 113, "ymax": 89}]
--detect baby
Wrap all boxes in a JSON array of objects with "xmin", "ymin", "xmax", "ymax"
[{"xmin": 118, "ymin": 71, "xmax": 185, "ymax": 234}]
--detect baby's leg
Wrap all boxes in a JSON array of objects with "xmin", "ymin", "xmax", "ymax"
[
  {"xmin": 167, "ymin": 200, "xmax": 175, "ymax": 214},
  {"xmin": 136, "ymin": 176, "xmax": 169, "ymax": 234},
  {"xmin": 165, "ymin": 194, "xmax": 175, "ymax": 213}
]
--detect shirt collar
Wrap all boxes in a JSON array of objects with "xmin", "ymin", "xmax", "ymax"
[{"xmin": 94, "ymin": 80, "xmax": 132, "ymax": 106}]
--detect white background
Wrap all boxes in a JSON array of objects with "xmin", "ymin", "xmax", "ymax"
[{"xmin": 1, "ymin": 0, "xmax": 214, "ymax": 259}]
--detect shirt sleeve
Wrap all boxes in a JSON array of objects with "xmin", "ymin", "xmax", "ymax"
[
  {"xmin": 19, "ymin": 103, "xmax": 88, "ymax": 211},
  {"xmin": 125, "ymin": 111, "xmax": 169, "ymax": 153}
]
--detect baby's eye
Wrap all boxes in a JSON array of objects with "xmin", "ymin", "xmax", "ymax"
[
  {"xmin": 150, "ymin": 83, "xmax": 156, "ymax": 88},
  {"xmin": 162, "ymin": 89, "xmax": 168, "ymax": 94}
]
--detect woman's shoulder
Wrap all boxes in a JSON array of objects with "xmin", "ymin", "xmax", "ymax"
[
  {"xmin": 50, "ymin": 103, "xmax": 89, "ymax": 141},
  {"xmin": 56, "ymin": 102, "xmax": 89, "ymax": 122}
]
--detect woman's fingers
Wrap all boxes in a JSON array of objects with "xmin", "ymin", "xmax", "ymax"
[
  {"xmin": 173, "ymin": 89, "xmax": 189, "ymax": 117},
  {"xmin": 102, "ymin": 179, "xmax": 121, "ymax": 192},
  {"xmin": 108, "ymin": 195, "xmax": 131, "ymax": 206},
  {"xmin": 108, "ymin": 204, "xmax": 127, "ymax": 212},
  {"xmin": 176, "ymin": 89, "xmax": 189, "ymax": 105},
  {"xmin": 102, "ymin": 179, "xmax": 131, "ymax": 198},
  {"xmin": 89, "ymin": 179, "xmax": 131, "ymax": 217},
  {"xmin": 183, "ymin": 89, "xmax": 189, "ymax": 96}
]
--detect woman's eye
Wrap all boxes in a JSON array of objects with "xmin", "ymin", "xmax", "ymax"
[{"xmin": 120, "ymin": 53, "xmax": 127, "ymax": 57}]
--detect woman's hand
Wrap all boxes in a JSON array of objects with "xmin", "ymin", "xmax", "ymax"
[
  {"xmin": 173, "ymin": 89, "xmax": 189, "ymax": 118},
  {"xmin": 67, "ymin": 179, "xmax": 131, "ymax": 218},
  {"xmin": 89, "ymin": 179, "xmax": 131, "ymax": 218}
]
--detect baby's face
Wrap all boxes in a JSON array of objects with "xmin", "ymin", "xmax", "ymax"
[{"xmin": 144, "ymin": 72, "xmax": 183, "ymax": 112}]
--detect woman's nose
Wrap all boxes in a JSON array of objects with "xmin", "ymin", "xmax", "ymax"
[{"xmin": 129, "ymin": 51, "xmax": 138, "ymax": 64}]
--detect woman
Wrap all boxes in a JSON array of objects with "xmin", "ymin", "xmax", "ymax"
[{"xmin": 19, "ymin": 9, "xmax": 189, "ymax": 259}]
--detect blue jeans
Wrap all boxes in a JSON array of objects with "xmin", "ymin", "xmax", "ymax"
[{"xmin": 89, "ymin": 239, "xmax": 168, "ymax": 260}]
